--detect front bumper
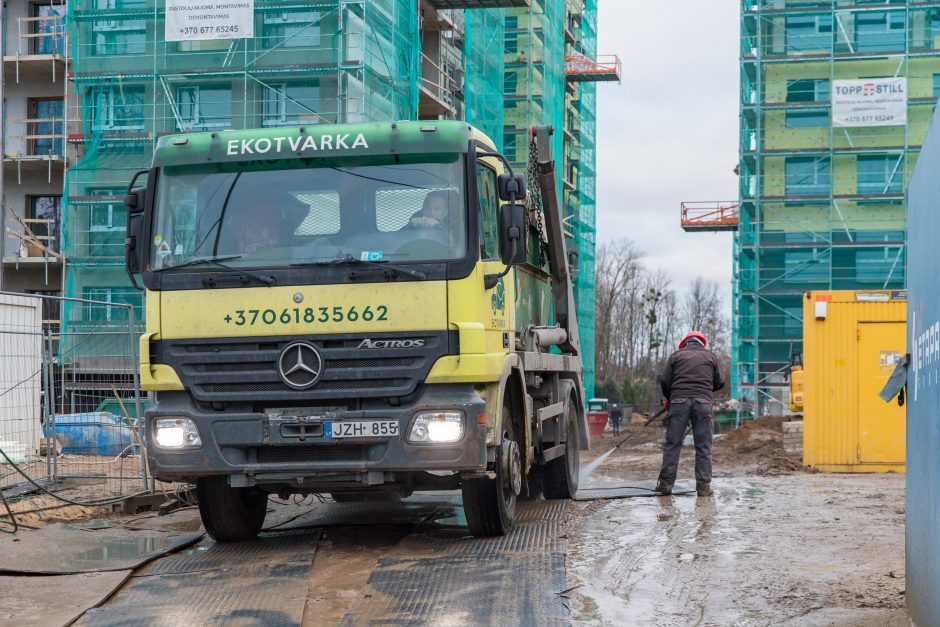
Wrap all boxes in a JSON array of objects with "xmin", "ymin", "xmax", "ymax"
[{"xmin": 143, "ymin": 384, "xmax": 487, "ymax": 487}]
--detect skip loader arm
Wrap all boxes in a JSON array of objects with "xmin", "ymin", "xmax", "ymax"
[{"xmin": 530, "ymin": 124, "xmax": 581, "ymax": 358}]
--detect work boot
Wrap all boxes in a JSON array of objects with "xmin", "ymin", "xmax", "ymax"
[
  {"xmin": 696, "ymin": 482, "xmax": 713, "ymax": 497},
  {"xmin": 655, "ymin": 481, "xmax": 673, "ymax": 496}
]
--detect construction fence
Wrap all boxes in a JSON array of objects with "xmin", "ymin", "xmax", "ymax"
[{"xmin": 0, "ymin": 291, "xmax": 154, "ymax": 511}]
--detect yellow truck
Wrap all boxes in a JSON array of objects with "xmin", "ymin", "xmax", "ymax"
[{"xmin": 124, "ymin": 121, "xmax": 587, "ymax": 540}]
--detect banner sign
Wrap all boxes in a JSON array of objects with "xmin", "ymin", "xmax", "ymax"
[
  {"xmin": 832, "ymin": 78, "xmax": 907, "ymax": 128},
  {"xmin": 165, "ymin": 0, "xmax": 253, "ymax": 42}
]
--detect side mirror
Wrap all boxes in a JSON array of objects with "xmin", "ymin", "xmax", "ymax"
[
  {"xmin": 124, "ymin": 169, "xmax": 149, "ymax": 289},
  {"xmin": 498, "ymin": 203, "xmax": 527, "ymax": 267},
  {"xmin": 497, "ymin": 172, "xmax": 527, "ymax": 201},
  {"xmin": 124, "ymin": 188, "xmax": 145, "ymax": 215}
]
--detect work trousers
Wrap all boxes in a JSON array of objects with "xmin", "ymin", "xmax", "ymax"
[
  {"xmin": 610, "ymin": 415, "xmax": 621, "ymax": 436},
  {"xmin": 657, "ymin": 397, "xmax": 713, "ymax": 487}
]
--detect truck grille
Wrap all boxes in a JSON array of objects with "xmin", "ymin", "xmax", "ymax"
[
  {"xmin": 153, "ymin": 332, "xmax": 455, "ymax": 403},
  {"xmin": 257, "ymin": 445, "xmax": 365, "ymax": 464}
]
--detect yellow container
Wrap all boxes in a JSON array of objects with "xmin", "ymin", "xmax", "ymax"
[{"xmin": 802, "ymin": 290, "xmax": 906, "ymax": 473}]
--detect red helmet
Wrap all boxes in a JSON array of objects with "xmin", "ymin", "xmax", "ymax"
[{"xmin": 679, "ymin": 331, "xmax": 707, "ymax": 349}]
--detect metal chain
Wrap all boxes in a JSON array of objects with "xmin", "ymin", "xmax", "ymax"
[{"xmin": 526, "ymin": 137, "xmax": 549, "ymax": 267}]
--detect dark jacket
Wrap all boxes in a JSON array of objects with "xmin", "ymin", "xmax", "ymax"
[
  {"xmin": 659, "ymin": 343, "xmax": 726, "ymax": 401},
  {"xmin": 609, "ymin": 405, "xmax": 623, "ymax": 421}
]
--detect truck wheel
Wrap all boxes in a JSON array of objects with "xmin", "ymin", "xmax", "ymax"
[
  {"xmin": 543, "ymin": 397, "xmax": 580, "ymax": 499},
  {"xmin": 462, "ymin": 403, "xmax": 521, "ymax": 537},
  {"xmin": 196, "ymin": 476, "xmax": 268, "ymax": 542}
]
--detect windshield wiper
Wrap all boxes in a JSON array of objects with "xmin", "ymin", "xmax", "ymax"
[
  {"xmin": 158, "ymin": 255, "xmax": 275, "ymax": 286},
  {"xmin": 292, "ymin": 255, "xmax": 426, "ymax": 280}
]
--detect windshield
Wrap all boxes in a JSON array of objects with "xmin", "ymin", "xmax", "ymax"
[{"xmin": 150, "ymin": 156, "xmax": 467, "ymax": 270}]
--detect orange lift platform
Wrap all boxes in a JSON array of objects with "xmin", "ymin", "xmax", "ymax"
[
  {"xmin": 565, "ymin": 53, "xmax": 622, "ymax": 82},
  {"xmin": 680, "ymin": 201, "xmax": 739, "ymax": 232}
]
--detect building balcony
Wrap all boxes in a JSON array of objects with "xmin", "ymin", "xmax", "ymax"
[
  {"xmin": 4, "ymin": 13, "xmax": 68, "ymax": 82},
  {"xmin": 2, "ymin": 53, "xmax": 67, "ymax": 83}
]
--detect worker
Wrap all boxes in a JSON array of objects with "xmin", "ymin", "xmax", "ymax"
[
  {"xmin": 609, "ymin": 402, "xmax": 623, "ymax": 437},
  {"xmin": 655, "ymin": 331, "xmax": 726, "ymax": 497},
  {"xmin": 408, "ymin": 190, "xmax": 456, "ymax": 230}
]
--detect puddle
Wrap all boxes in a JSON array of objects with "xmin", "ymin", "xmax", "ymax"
[{"xmin": 73, "ymin": 535, "xmax": 177, "ymax": 564}]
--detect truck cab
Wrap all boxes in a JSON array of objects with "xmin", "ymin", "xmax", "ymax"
[{"xmin": 125, "ymin": 121, "xmax": 587, "ymax": 540}]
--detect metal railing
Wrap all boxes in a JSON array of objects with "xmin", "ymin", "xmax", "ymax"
[
  {"xmin": 0, "ymin": 292, "xmax": 152, "ymax": 501},
  {"xmin": 564, "ymin": 53, "xmax": 622, "ymax": 82},
  {"xmin": 680, "ymin": 201, "xmax": 740, "ymax": 232}
]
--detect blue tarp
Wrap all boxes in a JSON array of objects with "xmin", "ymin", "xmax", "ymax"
[{"xmin": 44, "ymin": 412, "xmax": 135, "ymax": 457}]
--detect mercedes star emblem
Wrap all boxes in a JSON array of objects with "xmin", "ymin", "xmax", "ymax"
[{"xmin": 277, "ymin": 342, "xmax": 322, "ymax": 389}]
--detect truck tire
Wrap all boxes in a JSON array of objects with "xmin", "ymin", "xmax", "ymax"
[
  {"xmin": 462, "ymin": 403, "xmax": 521, "ymax": 537},
  {"xmin": 196, "ymin": 476, "xmax": 268, "ymax": 542},
  {"xmin": 543, "ymin": 397, "xmax": 580, "ymax": 499}
]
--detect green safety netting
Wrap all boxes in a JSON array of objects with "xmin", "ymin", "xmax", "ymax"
[{"xmin": 62, "ymin": 0, "xmax": 597, "ymax": 398}]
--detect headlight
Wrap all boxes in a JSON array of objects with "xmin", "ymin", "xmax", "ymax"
[
  {"xmin": 408, "ymin": 411, "xmax": 464, "ymax": 443},
  {"xmin": 153, "ymin": 417, "xmax": 202, "ymax": 449}
]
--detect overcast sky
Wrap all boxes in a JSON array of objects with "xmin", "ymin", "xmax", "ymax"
[{"xmin": 595, "ymin": 1, "xmax": 739, "ymax": 302}]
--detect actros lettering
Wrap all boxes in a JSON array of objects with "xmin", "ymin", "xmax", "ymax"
[{"xmin": 357, "ymin": 338, "xmax": 426, "ymax": 350}]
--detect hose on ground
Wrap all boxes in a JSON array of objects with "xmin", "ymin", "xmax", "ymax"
[{"xmin": 0, "ymin": 444, "xmax": 148, "ymax": 514}]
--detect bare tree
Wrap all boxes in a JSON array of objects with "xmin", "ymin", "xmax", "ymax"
[
  {"xmin": 594, "ymin": 239, "xmax": 642, "ymax": 381},
  {"xmin": 592, "ymin": 244, "xmax": 733, "ymax": 407},
  {"xmin": 681, "ymin": 276, "xmax": 728, "ymax": 355}
]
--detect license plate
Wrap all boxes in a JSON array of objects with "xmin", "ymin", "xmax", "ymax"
[{"xmin": 326, "ymin": 420, "xmax": 399, "ymax": 439}]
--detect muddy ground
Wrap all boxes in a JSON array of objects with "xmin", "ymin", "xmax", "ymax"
[
  {"xmin": 569, "ymin": 418, "xmax": 908, "ymax": 625},
  {"xmin": 0, "ymin": 417, "xmax": 909, "ymax": 625}
]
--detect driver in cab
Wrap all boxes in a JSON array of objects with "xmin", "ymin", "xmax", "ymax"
[{"xmin": 408, "ymin": 190, "xmax": 457, "ymax": 230}]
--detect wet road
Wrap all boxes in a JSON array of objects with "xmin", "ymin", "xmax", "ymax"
[
  {"xmin": 566, "ymin": 473, "xmax": 908, "ymax": 626},
  {"xmin": 65, "ymin": 494, "xmax": 571, "ymax": 626},
  {"xmin": 0, "ymin": 472, "xmax": 909, "ymax": 625}
]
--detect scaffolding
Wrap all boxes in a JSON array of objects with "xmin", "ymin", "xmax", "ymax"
[
  {"xmin": 733, "ymin": 0, "xmax": 940, "ymax": 415},
  {"xmin": 61, "ymin": 0, "xmax": 602, "ymax": 399},
  {"xmin": 63, "ymin": 0, "xmax": 423, "ymax": 353}
]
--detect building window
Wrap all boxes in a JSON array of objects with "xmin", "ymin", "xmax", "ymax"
[
  {"xmin": 785, "ymin": 157, "xmax": 831, "ymax": 195},
  {"xmin": 81, "ymin": 287, "xmax": 143, "ymax": 322},
  {"xmin": 32, "ymin": 4, "xmax": 65, "ymax": 55},
  {"xmin": 262, "ymin": 10, "xmax": 321, "ymax": 48},
  {"xmin": 784, "ymin": 250, "xmax": 827, "ymax": 283},
  {"xmin": 505, "ymin": 16, "xmax": 518, "ymax": 54},
  {"xmin": 91, "ymin": 86, "xmax": 146, "ymax": 131},
  {"xmin": 785, "ymin": 14, "xmax": 832, "ymax": 52},
  {"xmin": 86, "ymin": 187, "xmax": 127, "ymax": 258},
  {"xmin": 28, "ymin": 98, "xmax": 64, "ymax": 155},
  {"xmin": 27, "ymin": 196, "xmax": 62, "ymax": 253},
  {"xmin": 857, "ymin": 154, "xmax": 903, "ymax": 195},
  {"xmin": 176, "ymin": 85, "xmax": 232, "ymax": 131},
  {"xmin": 786, "ymin": 79, "xmax": 829, "ymax": 102},
  {"xmin": 92, "ymin": 17, "xmax": 146, "ymax": 55},
  {"xmin": 783, "ymin": 306, "xmax": 803, "ymax": 339},
  {"xmin": 263, "ymin": 82, "xmax": 320, "ymax": 126},
  {"xmin": 856, "ymin": 11, "xmax": 906, "ymax": 53},
  {"xmin": 928, "ymin": 9, "xmax": 940, "ymax": 50},
  {"xmin": 933, "ymin": 73, "xmax": 940, "ymax": 98},
  {"xmin": 785, "ymin": 109, "xmax": 828, "ymax": 128}
]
